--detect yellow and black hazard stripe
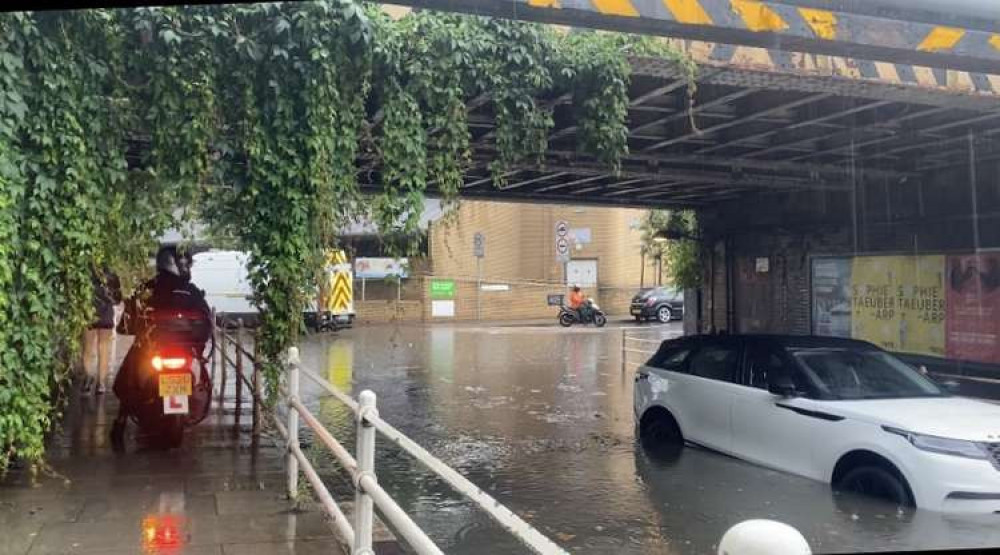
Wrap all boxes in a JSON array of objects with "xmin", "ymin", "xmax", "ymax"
[
  {"xmin": 329, "ymin": 270, "xmax": 353, "ymax": 313},
  {"xmin": 508, "ymin": 0, "xmax": 1000, "ymax": 91},
  {"xmin": 326, "ymin": 249, "xmax": 348, "ymax": 266}
]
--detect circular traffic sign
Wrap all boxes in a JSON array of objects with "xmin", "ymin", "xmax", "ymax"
[
  {"xmin": 556, "ymin": 237, "xmax": 570, "ymax": 254},
  {"xmin": 555, "ymin": 221, "xmax": 569, "ymax": 237}
]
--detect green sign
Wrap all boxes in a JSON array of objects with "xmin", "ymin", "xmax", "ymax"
[{"xmin": 430, "ymin": 279, "xmax": 456, "ymax": 299}]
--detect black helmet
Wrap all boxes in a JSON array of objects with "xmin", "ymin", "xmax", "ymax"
[{"xmin": 155, "ymin": 246, "xmax": 180, "ymax": 276}]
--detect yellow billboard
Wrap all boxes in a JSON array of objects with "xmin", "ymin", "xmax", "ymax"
[{"xmin": 850, "ymin": 255, "xmax": 946, "ymax": 357}]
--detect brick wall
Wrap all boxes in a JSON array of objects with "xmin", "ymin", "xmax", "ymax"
[
  {"xmin": 430, "ymin": 201, "xmax": 648, "ymax": 288},
  {"xmin": 697, "ymin": 154, "xmax": 1000, "ymax": 336},
  {"xmin": 355, "ymin": 300, "xmax": 424, "ymax": 324},
  {"xmin": 352, "ymin": 275, "xmax": 637, "ymax": 324}
]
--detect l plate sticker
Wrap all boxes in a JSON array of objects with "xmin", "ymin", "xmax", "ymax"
[{"xmin": 164, "ymin": 395, "xmax": 189, "ymax": 415}]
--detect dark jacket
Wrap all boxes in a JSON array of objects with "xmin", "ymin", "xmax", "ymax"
[
  {"xmin": 91, "ymin": 269, "xmax": 122, "ymax": 329},
  {"xmin": 125, "ymin": 271, "xmax": 212, "ymax": 344}
]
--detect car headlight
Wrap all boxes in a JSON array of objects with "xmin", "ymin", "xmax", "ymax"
[{"xmin": 883, "ymin": 426, "xmax": 988, "ymax": 459}]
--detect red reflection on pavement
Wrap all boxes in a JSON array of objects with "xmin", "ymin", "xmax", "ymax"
[{"xmin": 141, "ymin": 514, "xmax": 186, "ymax": 553}]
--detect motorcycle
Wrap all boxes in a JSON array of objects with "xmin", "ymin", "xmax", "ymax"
[
  {"xmin": 112, "ymin": 309, "xmax": 214, "ymax": 448},
  {"xmin": 558, "ymin": 298, "xmax": 608, "ymax": 328}
]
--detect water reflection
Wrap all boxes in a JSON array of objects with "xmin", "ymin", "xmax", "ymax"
[
  {"xmin": 300, "ymin": 325, "xmax": 999, "ymax": 553},
  {"xmin": 141, "ymin": 492, "xmax": 189, "ymax": 553},
  {"xmin": 318, "ymin": 339, "xmax": 353, "ymax": 433}
]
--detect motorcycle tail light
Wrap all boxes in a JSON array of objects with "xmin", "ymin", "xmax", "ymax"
[{"xmin": 152, "ymin": 355, "xmax": 188, "ymax": 372}]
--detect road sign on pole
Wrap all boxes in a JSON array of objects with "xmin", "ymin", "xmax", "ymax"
[
  {"xmin": 555, "ymin": 220, "xmax": 568, "ymax": 238},
  {"xmin": 473, "ymin": 232, "xmax": 485, "ymax": 259},
  {"xmin": 556, "ymin": 237, "xmax": 570, "ymax": 263},
  {"xmin": 555, "ymin": 220, "xmax": 570, "ymax": 263}
]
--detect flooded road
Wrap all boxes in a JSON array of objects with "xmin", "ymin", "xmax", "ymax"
[{"xmin": 294, "ymin": 324, "xmax": 1000, "ymax": 554}]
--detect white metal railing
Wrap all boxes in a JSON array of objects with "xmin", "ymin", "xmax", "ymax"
[
  {"xmin": 621, "ymin": 329, "xmax": 670, "ymax": 372},
  {"xmin": 274, "ymin": 346, "xmax": 569, "ymax": 555}
]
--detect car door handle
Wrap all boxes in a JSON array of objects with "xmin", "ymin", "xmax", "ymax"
[{"xmin": 775, "ymin": 403, "xmax": 844, "ymax": 422}]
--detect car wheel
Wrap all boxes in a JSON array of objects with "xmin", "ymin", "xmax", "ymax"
[
  {"xmin": 639, "ymin": 409, "xmax": 683, "ymax": 445},
  {"xmin": 837, "ymin": 465, "xmax": 914, "ymax": 507},
  {"xmin": 656, "ymin": 306, "xmax": 672, "ymax": 324}
]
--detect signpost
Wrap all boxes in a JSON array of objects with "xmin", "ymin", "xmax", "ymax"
[
  {"xmin": 474, "ymin": 232, "xmax": 485, "ymax": 320},
  {"xmin": 473, "ymin": 232, "xmax": 485, "ymax": 259}
]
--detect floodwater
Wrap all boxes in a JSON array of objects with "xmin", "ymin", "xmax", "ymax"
[{"xmin": 293, "ymin": 323, "xmax": 1000, "ymax": 554}]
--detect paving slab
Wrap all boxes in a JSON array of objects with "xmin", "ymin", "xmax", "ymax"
[{"xmin": 1, "ymin": 387, "xmax": 370, "ymax": 555}]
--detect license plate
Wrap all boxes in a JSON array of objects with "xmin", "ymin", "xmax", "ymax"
[{"xmin": 158, "ymin": 374, "xmax": 192, "ymax": 397}]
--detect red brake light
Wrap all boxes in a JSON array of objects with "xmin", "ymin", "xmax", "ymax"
[{"xmin": 151, "ymin": 355, "xmax": 188, "ymax": 371}]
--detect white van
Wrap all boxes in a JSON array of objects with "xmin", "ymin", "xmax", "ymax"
[
  {"xmin": 189, "ymin": 249, "xmax": 355, "ymax": 330},
  {"xmin": 190, "ymin": 250, "xmax": 257, "ymax": 324}
]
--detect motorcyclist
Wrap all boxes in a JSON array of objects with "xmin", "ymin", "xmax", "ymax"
[
  {"xmin": 568, "ymin": 285, "xmax": 589, "ymax": 322},
  {"xmin": 111, "ymin": 246, "xmax": 211, "ymax": 441}
]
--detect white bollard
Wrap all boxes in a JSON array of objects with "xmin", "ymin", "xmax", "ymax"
[
  {"xmin": 354, "ymin": 389, "xmax": 378, "ymax": 555},
  {"xmin": 286, "ymin": 347, "xmax": 300, "ymax": 501},
  {"xmin": 718, "ymin": 519, "xmax": 811, "ymax": 555}
]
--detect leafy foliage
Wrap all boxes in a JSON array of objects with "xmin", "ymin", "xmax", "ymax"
[
  {"xmin": 0, "ymin": 3, "xmax": 695, "ymax": 466},
  {"xmin": 640, "ymin": 210, "xmax": 703, "ymax": 290}
]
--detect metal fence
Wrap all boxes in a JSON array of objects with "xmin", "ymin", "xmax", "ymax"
[
  {"xmin": 273, "ymin": 346, "xmax": 569, "ymax": 555},
  {"xmin": 213, "ymin": 313, "xmax": 263, "ymax": 438},
  {"xmin": 621, "ymin": 329, "xmax": 677, "ymax": 372}
]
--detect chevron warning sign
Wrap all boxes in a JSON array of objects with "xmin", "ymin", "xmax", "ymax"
[
  {"xmin": 328, "ymin": 250, "xmax": 348, "ymax": 266},
  {"xmin": 329, "ymin": 269, "xmax": 353, "ymax": 313},
  {"xmin": 321, "ymin": 249, "xmax": 353, "ymax": 315}
]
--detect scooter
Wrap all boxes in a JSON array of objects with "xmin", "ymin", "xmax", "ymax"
[
  {"xmin": 558, "ymin": 298, "xmax": 608, "ymax": 328},
  {"xmin": 112, "ymin": 310, "xmax": 213, "ymax": 448}
]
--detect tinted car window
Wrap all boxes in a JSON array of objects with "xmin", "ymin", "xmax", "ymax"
[
  {"xmin": 646, "ymin": 342, "xmax": 692, "ymax": 371},
  {"xmin": 746, "ymin": 344, "xmax": 811, "ymax": 393},
  {"xmin": 792, "ymin": 348, "xmax": 945, "ymax": 400},
  {"xmin": 687, "ymin": 343, "xmax": 739, "ymax": 383}
]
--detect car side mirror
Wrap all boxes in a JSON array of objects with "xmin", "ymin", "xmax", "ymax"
[{"xmin": 767, "ymin": 373, "xmax": 798, "ymax": 397}]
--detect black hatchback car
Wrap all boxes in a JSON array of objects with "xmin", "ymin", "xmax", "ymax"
[{"xmin": 630, "ymin": 287, "xmax": 684, "ymax": 323}]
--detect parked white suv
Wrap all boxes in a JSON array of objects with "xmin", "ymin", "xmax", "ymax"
[{"xmin": 633, "ymin": 334, "xmax": 1000, "ymax": 513}]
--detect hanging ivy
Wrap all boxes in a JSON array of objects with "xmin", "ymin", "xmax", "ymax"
[{"xmin": 0, "ymin": 2, "xmax": 696, "ymax": 468}]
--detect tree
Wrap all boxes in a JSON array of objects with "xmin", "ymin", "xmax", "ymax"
[{"xmin": 639, "ymin": 209, "xmax": 702, "ymax": 290}]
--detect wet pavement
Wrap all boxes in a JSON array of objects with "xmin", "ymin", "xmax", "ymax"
[
  {"xmin": 0, "ymin": 395, "xmax": 355, "ymax": 555},
  {"xmin": 294, "ymin": 323, "xmax": 1000, "ymax": 554},
  {"xmin": 5, "ymin": 321, "xmax": 1000, "ymax": 554},
  {"xmin": 0, "ymin": 337, "xmax": 397, "ymax": 555}
]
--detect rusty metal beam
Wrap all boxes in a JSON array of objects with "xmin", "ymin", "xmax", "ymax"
[
  {"xmin": 628, "ymin": 89, "xmax": 755, "ymax": 136},
  {"xmin": 743, "ymin": 106, "xmax": 948, "ymax": 160},
  {"xmin": 642, "ymin": 92, "xmax": 832, "ymax": 152},
  {"xmin": 694, "ymin": 99, "xmax": 893, "ymax": 155},
  {"xmin": 789, "ymin": 110, "xmax": 1000, "ymax": 161},
  {"xmin": 501, "ymin": 162, "xmax": 845, "ymax": 192},
  {"xmin": 535, "ymin": 174, "xmax": 610, "ymax": 193},
  {"xmin": 382, "ymin": 0, "xmax": 1000, "ymax": 74},
  {"xmin": 499, "ymin": 172, "xmax": 569, "ymax": 191}
]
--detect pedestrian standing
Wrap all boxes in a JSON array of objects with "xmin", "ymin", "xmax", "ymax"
[{"xmin": 82, "ymin": 266, "xmax": 122, "ymax": 395}]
